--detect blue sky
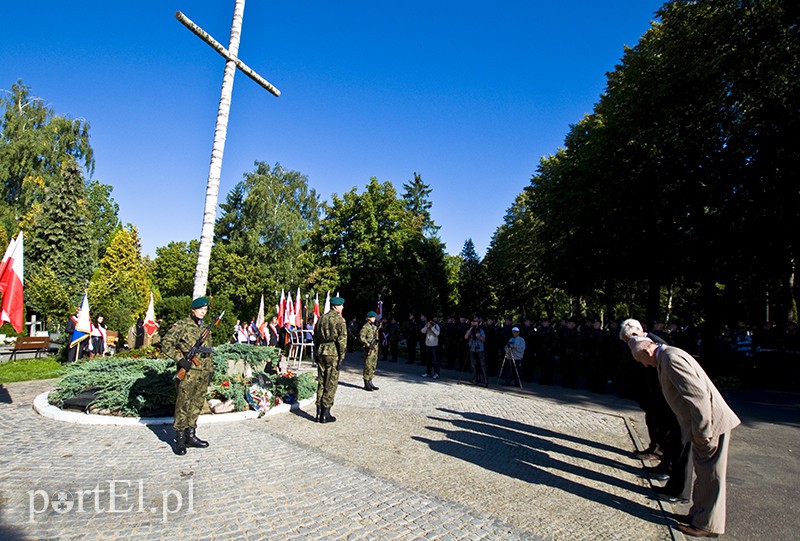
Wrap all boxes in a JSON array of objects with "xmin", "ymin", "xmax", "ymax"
[{"xmin": 1, "ymin": 1, "xmax": 663, "ymax": 258}]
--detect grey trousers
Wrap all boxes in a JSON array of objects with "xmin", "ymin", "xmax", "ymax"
[{"xmin": 689, "ymin": 432, "xmax": 731, "ymax": 534}]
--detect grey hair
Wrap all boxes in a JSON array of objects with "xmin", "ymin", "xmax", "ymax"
[
  {"xmin": 628, "ymin": 335, "xmax": 655, "ymax": 355},
  {"xmin": 619, "ymin": 318, "xmax": 644, "ymax": 342}
]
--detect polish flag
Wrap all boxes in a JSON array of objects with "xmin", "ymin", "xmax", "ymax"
[
  {"xmin": 276, "ymin": 290, "xmax": 286, "ymax": 327},
  {"xmin": 294, "ymin": 288, "xmax": 303, "ymax": 328},
  {"xmin": 285, "ymin": 290, "xmax": 295, "ymax": 328},
  {"xmin": 256, "ymin": 294, "xmax": 266, "ymax": 337},
  {"xmin": 312, "ymin": 293, "xmax": 321, "ymax": 327},
  {"xmin": 0, "ymin": 233, "xmax": 24, "ymax": 333},
  {"xmin": 323, "ymin": 291, "xmax": 331, "ymax": 314},
  {"xmin": 143, "ymin": 292, "xmax": 159, "ymax": 336},
  {"xmin": 376, "ymin": 299, "xmax": 383, "ymax": 321}
]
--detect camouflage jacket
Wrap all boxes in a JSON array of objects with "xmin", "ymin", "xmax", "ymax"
[
  {"xmin": 314, "ymin": 310, "xmax": 347, "ymax": 360},
  {"xmin": 161, "ymin": 316, "xmax": 214, "ymax": 372},
  {"xmin": 359, "ymin": 321, "xmax": 380, "ymax": 351}
]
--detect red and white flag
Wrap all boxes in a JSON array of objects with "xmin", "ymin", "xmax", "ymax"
[
  {"xmin": 143, "ymin": 291, "xmax": 159, "ymax": 336},
  {"xmin": 284, "ymin": 289, "xmax": 294, "ymax": 328},
  {"xmin": 312, "ymin": 293, "xmax": 321, "ymax": 327},
  {"xmin": 256, "ymin": 294, "xmax": 266, "ymax": 337},
  {"xmin": 294, "ymin": 288, "xmax": 303, "ymax": 328},
  {"xmin": 277, "ymin": 289, "xmax": 286, "ymax": 327},
  {"xmin": 0, "ymin": 233, "xmax": 24, "ymax": 333},
  {"xmin": 323, "ymin": 291, "xmax": 331, "ymax": 314},
  {"xmin": 376, "ymin": 299, "xmax": 383, "ymax": 321}
]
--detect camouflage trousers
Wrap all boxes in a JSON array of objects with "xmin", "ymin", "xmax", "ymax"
[
  {"xmin": 363, "ymin": 349, "xmax": 378, "ymax": 380},
  {"xmin": 174, "ymin": 368, "xmax": 212, "ymax": 430},
  {"xmin": 316, "ymin": 355, "xmax": 340, "ymax": 408}
]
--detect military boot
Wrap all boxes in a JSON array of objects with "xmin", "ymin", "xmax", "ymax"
[
  {"xmin": 316, "ymin": 404, "xmax": 323, "ymax": 422},
  {"xmin": 322, "ymin": 407, "xmax": 337, "ymax": 423},
  {"xmin": 363, "ymin": 379, "xmax": 373, "ymax": 391},
  {"xmin": 368, "ymin": 380, "xmax": 379, "ymax": 391},
  {"xmin": 173, "ymin": 429, "xmax": 187, "ymax": 456},
  {"xmin": 185, "ymin": 427, "xmax": 209, "ymax": 448}
]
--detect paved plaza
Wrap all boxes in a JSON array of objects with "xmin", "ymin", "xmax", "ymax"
[{"xmin": 2, "ymin": 356, "xmax": 690, "ymax": 540}]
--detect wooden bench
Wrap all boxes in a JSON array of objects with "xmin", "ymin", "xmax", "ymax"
[{"xmin": 9, "ymin": 336, "xmax": 51, "ymax": 360}]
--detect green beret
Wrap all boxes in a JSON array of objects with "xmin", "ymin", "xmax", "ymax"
[
  {"xmin": 366, "ymin": 311, "xmax": 377, "ymax": 318},
  {"xmin": 330, "ymin": 296, "xmax": 345, "ymax": 306},
  {"xmin": 191, "ymin": 296, "xmax": 209, "ymax": 309}
]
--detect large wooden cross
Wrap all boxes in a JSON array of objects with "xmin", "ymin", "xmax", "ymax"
[{"xmin": 176, "ymin": 0, "xmax": 281, "ymax": 299}]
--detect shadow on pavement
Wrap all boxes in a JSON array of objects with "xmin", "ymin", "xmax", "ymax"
[
  {"xmin": 413, "ymin": 408, "xmax": 665, "ymax": 525},
  {"xmin": 0, "ymin": 384, "xmax": 11, "ymax": 404}
]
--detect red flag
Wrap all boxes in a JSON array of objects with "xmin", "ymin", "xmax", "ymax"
[
  {"xmin": 313, "ymin": 293, "xmax": 320, "ymax": 327},
  {"xmin": 0, "ymin": 233, "xmax": 24, "ymax": 333},
  {"xmin": 294, "ymin": 288, "xmax": 302, "ymax": 328},
  {"xmin": 277, "ymin": 289, "xmax": 286, "ymax": 327},
  {"xmin": 143, "ymin": 291, "xmax": 159, "ymax": 336},
  {"xmin": 256, "ymin": 294, "xmax": 266, "ymax": 337},
  {"xmin": 376, "ymin": 299, "xmax": 383, "ymax": 321}
]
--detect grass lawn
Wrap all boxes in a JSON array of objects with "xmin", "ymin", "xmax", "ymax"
[{"xmin": 0, "ymin": 356, "xmax": 65, "ymax": 384}]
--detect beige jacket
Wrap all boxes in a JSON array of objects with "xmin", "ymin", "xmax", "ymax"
[{"xmin": 656, "ymin": 345, "xmax": 741, "ymax": 444}]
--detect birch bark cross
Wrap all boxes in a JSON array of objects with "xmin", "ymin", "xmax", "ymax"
[{"xmin": 176, "ymin": 0, "xmax": 281, "ymax": 299}]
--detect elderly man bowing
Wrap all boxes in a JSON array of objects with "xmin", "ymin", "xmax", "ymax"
[{"xmin": 629, "ymin": 336, "xmax": 740, "ymax": 538}]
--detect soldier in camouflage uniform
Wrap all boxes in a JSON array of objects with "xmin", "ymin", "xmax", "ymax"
[
  {"xmin": 313, "ymin": 296, "xmax": 347, "ymax": 423},
  {"xmin": 359, "ymin": 311, "xmax": 380, "ymax": 391},
  {"xmin": 161, "ymin": 297, "xmax": 214, "ymax": 455}
]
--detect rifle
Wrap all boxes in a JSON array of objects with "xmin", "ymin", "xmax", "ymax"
[{"xmin": 175, "ymin": 311, "xmax": 225, "ymax": 381}]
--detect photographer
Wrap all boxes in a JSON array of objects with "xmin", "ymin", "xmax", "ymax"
[
  {"xmin": 420, "ymin": 314, "xmax": 441, "ymax": 379},
  {"xmin": 464, "ymin": 317, "xmax": 488, "ymax": 386},
  {"xmin": 501, "ymin": 326, "xmax": 526, "ymax": 386}
]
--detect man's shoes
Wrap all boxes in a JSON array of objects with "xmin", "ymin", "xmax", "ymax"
[
  {"xmin": 654, "ymin": 487, "xmax": 688, "ymax": 504},
  {"xmin": 676, "ymin": 524, "xmax": 719, "ymax": 538},
  {"xmin": 364, "ymin": 380, "xmax": 373, "ymax": 391},
  {"xmin": 368, "ymin": 380, "xmax": 379, "ymax": 391},
  {"xmin": 316, "ymin": 405, "xmax": 323, "ymax": 422},
  {"xmin": 649, "ymin": 472, "xmax": 670, "ymax": 481},
  {"xmin": 672, "ymin": 513, "xmax": 694, "ymax": 524},
  {"xmin": 184, "ymin": 428, "xmax": 209, "ymax": 448},
  {"xmin": 173, "ymin": 429, "xmax": 187, "ymax": 456},
  {"xmin": 320, "ymin": 407, "xmax": 336, "ymax": 423},
  {"xmin": 432, "ymin": 374, "xmax": 439, "ymax": 380},
  {"xmin": 422, "ymin": 373, "xmax": 430, "ymax": 378}
]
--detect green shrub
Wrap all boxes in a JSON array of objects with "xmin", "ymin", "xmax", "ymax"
[{"xmin": 213, "ymin": 343, "xmax": 281, "ymax": 372}]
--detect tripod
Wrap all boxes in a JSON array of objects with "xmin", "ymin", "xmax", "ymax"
[
  {"xmin": 496, "ymin": 348, "xmax": 523, "ymax": 390},
  {"xmin": 458, "ymin": 349, "xmax": 489, "ymax": 386}
]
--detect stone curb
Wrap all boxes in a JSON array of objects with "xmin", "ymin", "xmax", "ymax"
[{"xmin": 32, "ymin": 391, "xmax": 316, "ymax": 426}]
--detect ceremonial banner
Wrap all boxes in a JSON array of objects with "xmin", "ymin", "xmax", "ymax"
[
  {"xmin": 143, "ymin": 292, "xmax": 159, "ymax": 336},
  {"xmin": 0, "ymin": 233, "xmax": 24, "ymax": 333},
  {"xmin": 70, "ymin": 293, "xmax": 92, "ymax": 347}
]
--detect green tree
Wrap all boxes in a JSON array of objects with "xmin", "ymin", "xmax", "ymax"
[
  {"xmin": 84, "ymin": 180, "xmax": 120, "ymax": 261},
  {"xmin": 0, "ymin": 81, "xmax": 93, "ymax": 219},
  {"xmin": 88, "ymin": 225, "xmax": 151, "ymax": 333},
  {"xmin": 402, "ymin": 172, "xmax": 439, "ymax": 236},
  {"xmin": 152, "ymin": 240, "xmax": 198, "ymax": 298},
  {"xmin": 25, "ymin": 158, "xmax": 95, "ymax": 301},
  {"xmin": 24, "ymin": 265, "xmax": 72, "ymax": 331}
]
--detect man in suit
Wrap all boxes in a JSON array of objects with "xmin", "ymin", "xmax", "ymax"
[{"xmin": 629, "ymin": 336, "xmax": 741, "ymax": 538}]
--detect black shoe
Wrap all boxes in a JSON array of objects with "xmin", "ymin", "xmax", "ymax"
[
  {"xmin": 321, "ymin": 407, "xmax": 336, "ymax": 423},
  {"xmin": 184, "ymin": 428, "xmax": 209, "ymax": 448},
  {"xmin": 316, "ymin": 404, "xmax": 323, "ymax": 422},
  {"xmin": 369, "ymin": 380, "xmax": 379, "ymax": 391},
  {"xmin": 364, "ymin": 380, "xmax": 373, "ymax": 391},
  {"xmin": 672, "ymin": 513, "xmax": 694, "ymax": 524},
  {"xmin": 173, "ymin": 429, "xmax": 187, "ymax": 456}
]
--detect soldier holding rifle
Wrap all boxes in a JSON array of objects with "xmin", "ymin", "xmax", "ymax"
[
  {"xmin": 359, "ymin": 311, "xmax": 381, "ymax": 391},
  {"xmin": 162, "ymin": 296, "xmax": 217, "ymax": 456}
]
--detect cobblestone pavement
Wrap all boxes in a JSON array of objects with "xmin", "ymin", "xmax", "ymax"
[{"xmin": 0, "ymin": 356, "xmax": 677, "ymax": 541}]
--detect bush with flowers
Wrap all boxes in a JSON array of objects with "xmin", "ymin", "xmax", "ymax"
[{"xmin": 48, "ymin": 343, "xmax": 315, "ymax": 417}]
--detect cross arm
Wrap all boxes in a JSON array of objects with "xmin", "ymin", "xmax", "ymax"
[{"xmin": 175, "ymin": 11, "xmax": 281, "ymax": 97}]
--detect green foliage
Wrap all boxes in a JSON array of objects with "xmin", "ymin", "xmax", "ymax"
[
  {"xmin": 213, "ymin": 343, "xmax": 282, "ymax": 371},
  {"xmin": 88, "ymin": 225, "xmax": 151, "ymax": 334},
  {"xmin": 211, "ymin": 162, "xmax": 320, "ymax": 318},
  {"xmin": 25, "ymin": 159, "xmax": 95, "ymax": 301},
  {"xmin": 207, "ymin": 374, "xmax": 249, "ymax": 412},
  {"xmin": 0, "ymin": 81, "xmax": 93, "ymax": 209},
  {"xmin": 155, "ymin": 296, "xmax": 191, "ymax": 329},
  {"xmin": 49, "ymin": 357, "xmax": 177, "ymax": 416},
  {"xmin": 24, "ymin": 265, "xmax": 71, "ymax": 330},
  {"xmin": 84, "ymin": 180, "xmax": 120, "ymax": 261},
  {"xmin": 113, "ymin": 345, "xmax": 167, "ymax": 359},
  {"xmin": 152, "ymin": 240, "xmax": 198, "ymax": 298},
  {"xmin": 0, "ymin": 356, "xmax": 64, "ymax": 383}
]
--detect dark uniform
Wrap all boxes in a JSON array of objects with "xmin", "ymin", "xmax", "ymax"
[
  {"xmin": 359, "ymin": 312, "xmax": 380, "ymax": 391},
  {"xmin": 161, "ymin": 296, "xmax": 214, "ymax": 455},
  {"xmin": 313, "ymin": 297, "xmax": 347, "ymax": 422}
]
